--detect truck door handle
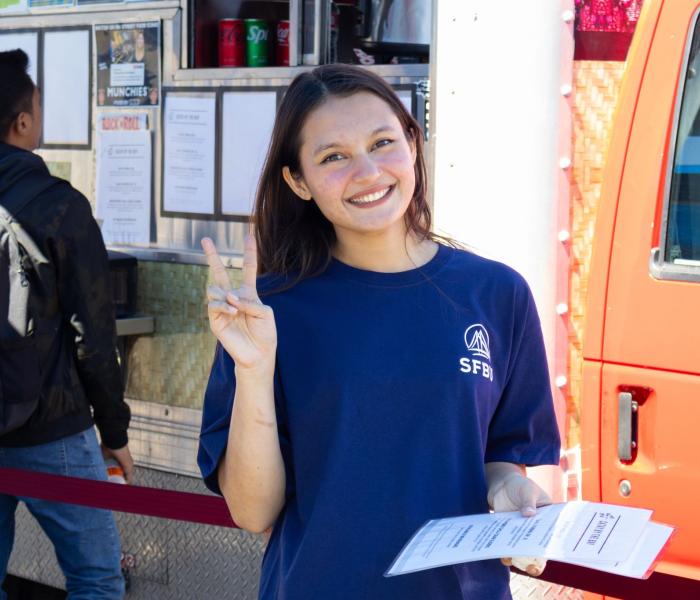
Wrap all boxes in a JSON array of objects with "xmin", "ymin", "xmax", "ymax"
[{"xmin": 618, "ymin": 391, "xmax": 638, "ymax": 461}]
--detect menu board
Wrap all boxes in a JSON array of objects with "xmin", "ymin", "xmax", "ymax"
[
  {"xmin": 221, "ymin": 90, "xmax": 277, "ymax": 216},
  {"xmin": 96, "ymin": 129, "xmax": 152, "ymax": 245},
  {"xmin": 42, "ymin": 29, "xmax": 90, "ymax": 146},
  {"xmin": 0, "ymin": 32, "xmax": 38, "ymax": 81},
  {"xmin": 162, "ymin": 93, "xmax": 216, "ymax": 215}
]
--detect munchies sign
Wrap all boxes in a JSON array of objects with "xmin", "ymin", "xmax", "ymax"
[{"xmin": 95, "ymin": 21, "xmax": 161, "ymax": 108}]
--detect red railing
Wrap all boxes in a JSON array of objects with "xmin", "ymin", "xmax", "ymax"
[
  {"xmin": 0, "ymin": 466, "xmax": 234, "ymax": 528},
  {"xmin": 2, "ymin": 466, "xmax": 699, "ymax": 599}
]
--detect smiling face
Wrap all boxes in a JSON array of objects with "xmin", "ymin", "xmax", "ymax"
[{"xmin": 283, "ymin": 92, "xmax": 417, "ymax": 249}]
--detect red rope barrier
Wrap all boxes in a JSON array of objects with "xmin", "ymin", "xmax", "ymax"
[
  {"xmin": 2, "ymin": 467, "xmax": 699, "ymax": 598},
  {"xmin": 0, "ymin": 467, "xmax": 236, "ymax": 528}
]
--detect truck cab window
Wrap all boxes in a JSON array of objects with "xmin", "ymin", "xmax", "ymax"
[{"xmin": 667, "ymin": 22, "xmax": 700, "ymax": 263}]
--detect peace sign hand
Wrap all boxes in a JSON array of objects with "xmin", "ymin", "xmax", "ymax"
[{"xmin": 202, "ymin": 235, "xmax": 277, "ymax": 374}]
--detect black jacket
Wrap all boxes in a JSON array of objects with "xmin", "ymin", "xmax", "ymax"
[{"xmin": 0, "ymin": 143, "xmax": 130, "ymax": 449}]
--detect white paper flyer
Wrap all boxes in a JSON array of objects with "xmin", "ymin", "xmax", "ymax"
[{"xmin": 386, "ymin": 502, "xmax": 672, "ymax": 580}]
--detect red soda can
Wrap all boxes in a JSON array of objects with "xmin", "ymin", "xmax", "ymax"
[
  {"xmin": 276, "ymin": 20, "xmax": 290, "ymax": 66},
  {"xmin": 219, "ymin": 19, "xmax": 245, "ymax": 67}
]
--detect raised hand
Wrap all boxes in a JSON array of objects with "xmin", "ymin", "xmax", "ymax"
[{"xmin": 202, "ymin": 235, "xmax": 277, "ymax": 373}]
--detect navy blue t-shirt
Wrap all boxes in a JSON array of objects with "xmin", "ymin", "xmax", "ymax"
[{"xmin": 198, "ymin": 243, "xmax": 560, "ymax": 599}]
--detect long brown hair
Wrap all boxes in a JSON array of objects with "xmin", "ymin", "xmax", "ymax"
[{"xmin": 254, "ymin": 64, "xmax": 437, "ymax": 280}]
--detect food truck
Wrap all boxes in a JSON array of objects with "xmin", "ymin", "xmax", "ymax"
[
  {"xmin": 0, "ymin": 1, "xmax": 433, "ymax": 597},
  {"xmin": 4, "ymin": 0, "xmax": 698, "ymax": 598}
]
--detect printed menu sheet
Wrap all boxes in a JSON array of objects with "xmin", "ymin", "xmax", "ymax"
[
  {"xmin": 163, "ymin": 94, "xmax": 216, "ymax": 215},
  {"xmin": 386, "ymin": 501, "xmax": 673, "ymax": 580},
  {"xmin": 96, "ymin": 129, "xmax": 151, "ymax": 245}
]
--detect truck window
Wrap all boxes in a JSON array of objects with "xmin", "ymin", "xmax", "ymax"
[{"xmin": 667, "ymin": 18, "xmax": 700, "ymax": 264}]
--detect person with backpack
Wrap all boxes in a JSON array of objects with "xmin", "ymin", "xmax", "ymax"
[{"xmin": 0, "ymin": 49, "xmax": 131, "ymax": 599}]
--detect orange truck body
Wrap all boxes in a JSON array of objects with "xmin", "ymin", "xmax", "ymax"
[{"xmin": 581, "ymin": 0, "xmax": 700, "ymax": 587}]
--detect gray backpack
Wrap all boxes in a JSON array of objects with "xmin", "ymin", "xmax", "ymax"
[{"xmin": 0, "ymin": 176, "xmax": 59, "ymax": 435}]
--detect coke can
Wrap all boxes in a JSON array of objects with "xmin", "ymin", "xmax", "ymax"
[
  {"xmin": 245, "ymin": 19, "xmax": 270, "ymax": 67},
  {"xmin": 275, "ymin": 20, "xmax": 290, "ymax": 66},
  {"xmin": 218, "ymin": 19, "xmax": 245, "ymax": 67}
]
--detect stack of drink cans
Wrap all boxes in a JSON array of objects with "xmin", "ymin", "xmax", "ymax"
[{"xmin": 218, "ymin": 18, "xmax": 290, "ymax": 67}]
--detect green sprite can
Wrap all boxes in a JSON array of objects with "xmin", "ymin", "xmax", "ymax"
[{"xmin": 245, "ymin": 19, "xmax": 270, "ymax": 67}]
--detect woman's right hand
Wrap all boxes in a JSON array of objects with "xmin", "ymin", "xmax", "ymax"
[{"xmin": 202, "ymin": 234, "xmax": 277, "ymax": 373}]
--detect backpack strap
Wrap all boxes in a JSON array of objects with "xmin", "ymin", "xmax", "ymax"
[{"xmin": 0, "ymin": 171, "xmax": 65, "ymax": 279}]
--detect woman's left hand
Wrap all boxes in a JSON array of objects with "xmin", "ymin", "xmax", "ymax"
[
  {"xmin": 489, "ymin": 471, "xmax": 551, "ymax": 577},
  {"xmin": 489, "ymin": 470, "xmax": 551, "ymax": 516}
]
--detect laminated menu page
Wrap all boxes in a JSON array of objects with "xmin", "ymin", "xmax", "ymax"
[{"xmin": 385, "ymin": 501, "xmax": 673, "ymax": 579}]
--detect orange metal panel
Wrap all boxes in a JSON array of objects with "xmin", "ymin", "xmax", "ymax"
[
  {"xmin": 599, "ymin": 364, "xmax": 700, "ymax": 580},
  {"xmin": 580, "ymin": 359, "xmax": 602, "ymax": 502},
  {"xmin": 583, "ymin": 0, "xmax": 700, "ymax": 584},
  {"xmin": 603, "ymin": 0, "xmax": 700, "ymax": 372},
  {"xmin": 582, "ymin": 0, "xmax": 663, "ymax": 362}
]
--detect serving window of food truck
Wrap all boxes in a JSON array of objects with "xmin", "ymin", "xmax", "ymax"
[
  {"xmin": 0, "ymin": 1, "xmax": 430, "ymax": 247},
  {"xmin": 0, "ymin": 1, "xmax": 431, "ymax": 597}
]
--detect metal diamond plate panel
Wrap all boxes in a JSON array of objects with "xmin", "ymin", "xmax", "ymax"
[
  {"xmin": 7, "ymin": 502, "xmax": 63, "ymax": 591},
  {"xmin": 8, "ymin": 466, "xmax": 264, "ymax": 599}
]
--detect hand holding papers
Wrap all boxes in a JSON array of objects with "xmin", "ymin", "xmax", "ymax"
[
  {"xmin": 386, "ymin": 502, "xmax": 673, "ymax": 580},
  {"xmin": 486, "ymin": 467, "xmax": 553, "ymax": 576}
]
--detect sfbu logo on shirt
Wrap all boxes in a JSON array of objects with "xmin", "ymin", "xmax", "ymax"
[{"xmin": 459, "ymin": 324, "xmax": 494, "ymax": 381}]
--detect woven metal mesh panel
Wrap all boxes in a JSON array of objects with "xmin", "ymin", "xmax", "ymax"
[
  {"xmin": 125, "ymin": 261, "xmax": 242, "ymax": 411},
  {"xmin": 568, "ymin": 61, "xmax": 626, "ymax": 447}
]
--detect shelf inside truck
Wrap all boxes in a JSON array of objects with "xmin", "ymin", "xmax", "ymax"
[{"xmin": 116, "ymin": 315, "xmax": 155, "ymax": 337}]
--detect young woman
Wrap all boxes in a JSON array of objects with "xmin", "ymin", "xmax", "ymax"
[{"xmin": 198, "ymin": 64, "xmax": 560, "ymax": 599}]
